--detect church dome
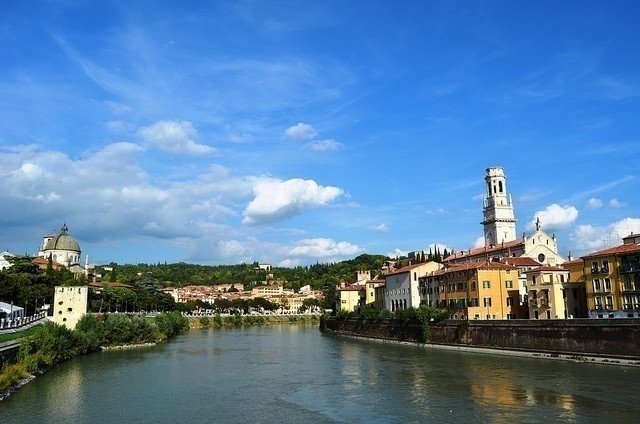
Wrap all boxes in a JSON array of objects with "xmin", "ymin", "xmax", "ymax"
[{"xmin": 44, "ymin": 224, "xmax": 81, "ymax": 253}]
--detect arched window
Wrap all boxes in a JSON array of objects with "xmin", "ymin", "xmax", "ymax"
[{"xmin": 498, "ymin": 181, "xmax": 503, "ymax": 193}]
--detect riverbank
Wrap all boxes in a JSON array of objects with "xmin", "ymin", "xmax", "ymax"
[
  {"xmin": 321, "ymin": 316, "xmax": 640, "ymax": 366},
  {"xmin": 0, "ymin": 312, "xmax": 189, "ymax": 401},
  {"xmin": 187, "ymin": 314, "xmax": 320, "ymax": 328},
  {"xmin": 325, "ymin": 332, "xmax": 640, "ymax": 367}
]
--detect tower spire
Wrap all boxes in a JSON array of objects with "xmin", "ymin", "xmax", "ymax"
[{"xmin": 481, "ymin": 167, "xmax": 517, "ymax": 246}]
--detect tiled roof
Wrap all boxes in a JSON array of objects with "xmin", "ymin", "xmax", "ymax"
[
  {"xmin": 563, "ymin": 259, "xmax": 583, "ymax": 266},
  {"xmin": 385, "ymin": 262, "xmax": 429, "ymax": 276},
  {"xmin": 501, "ymin": 257, "xmax": 541, "ymax": 267},
  {"xmin": 444, "ymin": 239, "xmax": 524, "ymax": 262},
  {"xmin": 433, "ymin": 260, "xmax": 518, "ymax": 275},
  {"xmin": 582, "ymin": 243, "xmax": 640, "ymax": 259},
  {"xmin": 337, "ymin": 285, "xmax": 365, "ymax": 292}
]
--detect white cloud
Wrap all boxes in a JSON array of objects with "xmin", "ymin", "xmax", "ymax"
[
  {"xmin": 216, "ymin": 240, "xmax": 250, "ymax": 258},
  {"xmin": 305, "ymin": 139, "xmax": 343, "ymax": 152},
  {"xmin": 527, "ymin": 204, "xmax": 579, "ymax": 232},
  {"xmin": 586, "ymin": 198, "xmax": 603, "ymax": 209},
  {"xmin": 387, "ymin": 248, "xmax": 407, "ymax": 259},
  {"xmin": 609, "ymin": 198, "xmax": 626, "ymax": 208},
  {"xmin": 242, "ymin": 178, "xmax": 344, "ymax": 225},
  {"xmin": 289, "ymin": 238, "xmax": 361, "ymax": 258},
  {"xmin": 472, "ymin": 236, "xmax": 485, "ymax": 248},
  {"xmin": 372, "ymin": 224, "xmax": 389, "ymax": 233},
  {"xmin": 138, "ymin": 120, "xmax": 215, "ymax": 155},
  {"xmin": 278, "ymin": 258, "xmax": 301, "ymax": 268},
  {"xmin": 284, "ymin": 123, "xmax": 316, "ymax": 140},
  {"xmin": 426, "ymin": 208, "xmax": 446, "ymax": 215},
  {"xmin": 472, "ymin": 193, "xmax": 484, "ymax": 201},
  {"xmin": 570, "ymin": 218, "xmax": 640, "ymax": 253}
]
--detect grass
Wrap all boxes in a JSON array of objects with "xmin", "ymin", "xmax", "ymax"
[{"xmin": 0, "ymin": 325, "xmax": 42, "ymax": 344}]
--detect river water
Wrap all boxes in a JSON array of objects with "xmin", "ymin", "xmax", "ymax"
[{"xmin": 2, "ymin": 324, "xmax": 640, "ymax": 423}]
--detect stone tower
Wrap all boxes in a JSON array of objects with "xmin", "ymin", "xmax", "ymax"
[{"xmin": 481, "ymin": 167, "xmax": 517, "ymax": 246}]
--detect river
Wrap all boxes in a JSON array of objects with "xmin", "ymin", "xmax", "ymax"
[{"xmin": 2, "ymin": 324, "xmax": 640, "ymax": 423}]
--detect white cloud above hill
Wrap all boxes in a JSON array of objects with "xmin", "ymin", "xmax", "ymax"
[{"xmin": 242, "ymin": 178, "xmax": 344, "ymax": 225}]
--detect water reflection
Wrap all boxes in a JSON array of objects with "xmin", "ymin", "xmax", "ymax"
[{"xmin": 3, "ymin": 327, "xmax": 640, "ymax": 424}]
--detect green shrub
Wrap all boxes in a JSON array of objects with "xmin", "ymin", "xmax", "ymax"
[{"xmin": 199, "ymin": 316, "xmax": 210, "ymax": 327}]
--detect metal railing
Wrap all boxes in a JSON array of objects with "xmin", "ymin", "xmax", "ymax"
[{"xmin": 0, "ymin": 311, "xmax": 47, "ymax": 331}]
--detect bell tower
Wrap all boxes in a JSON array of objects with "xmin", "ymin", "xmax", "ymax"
[{"xmin": 481, "ymin": 167, "xmax": 517, "ymax": 246}]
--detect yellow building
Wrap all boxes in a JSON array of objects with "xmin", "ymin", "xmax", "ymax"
[
  {"xmin": 336, "ymin": 285, "xmax": 365, "ymax": 313},
  {"xmin": 365, "ymin": 280, "xmax": 385, "ymax": 309},
  {"xmin": 252, "ymin": 285, "xmax": 283, "ymax": 296},
  {"xmin": 526, "ymin": 266, "xmax": 586, "ymax": 319},
  {"xmin": 436, "ymin": 261, "xmax": 523, "ymax": 320},
  {"xmin": 581, "ymin": 233, "xmax": 640, "ymax": 318},
  {"xmin": 53, "ymin": 286, "xmax": 88, "ymax": 329}
]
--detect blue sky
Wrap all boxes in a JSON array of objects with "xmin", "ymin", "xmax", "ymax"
[{"xmin": 1, "ymin": 1, "xmax": 639, "ymax": 266}]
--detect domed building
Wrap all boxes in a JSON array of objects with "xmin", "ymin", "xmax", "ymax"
[{"xmin": 38, "ymin": 224, "xmax": 81, "ymax": 267}]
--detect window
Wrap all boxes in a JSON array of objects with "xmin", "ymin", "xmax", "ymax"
[
  {"xmin": 591, "ymin": 261, "xmax": 599, "ymax": 274},
  {"xmin": 604, "ymin": 278, "xmax": 611, "ymax": 292},
  {"xmin": 531, "ymin": 275, "xmax": 537, "ymax": 285},
  {"xmin": 593, "ymin": 279, "xmax": 601, "ymax": 292},
  {"xmin": 472, "ymin": 282, "xmax": 476, "ymax": 290},
  {"xmin": 506, "ymin": 297, "xmax": 513, "ymax": 307},
  {"xmin": 624, "ymin": 276, "xmax": 633, "ymax": 291},
  {"xmin": 601, "ymin": 260, "xmax": 609, "ymax": 273},
  {"xmin": 505, "ymin": 280, "xmax": 513, "ymax": 288},
  {"xmin": 482, "ymin": 281, "xmax": 491, "ymax": 289},
  {"xmin": 483, "ymin": 297, "xmax": 492, "ymax": 307},
  {"xmin": 595, "ymin": 296, "xmax": 603, "ymax": 309},
  {"xmin": 538, "ymin": 253, "xmax": 546, "ymax": 263},
  {"xmin": 414, "ymin": 272, "xmax": 417, "ymax": 281},
  {"xmin": 449, "ymin": 299, "xmax": 456, "ymax": 307},
  {"xmin": 457, "ymin": 283, "xmax": 463, "ymax": 291},
  {"xmin": 605, "ymin": 296, "xmax": 614, "ymax": 310}
]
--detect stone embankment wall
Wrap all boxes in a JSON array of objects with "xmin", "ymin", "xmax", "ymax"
[{"xmin": 322, "ymin": 317, "xmax": 640, "ymax": 359}]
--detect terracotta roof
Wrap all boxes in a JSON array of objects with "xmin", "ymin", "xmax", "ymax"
[
  {"xmin": 31, "ymin": 257, "xmax": 65, "ymax": 269},
  {"xmin": 501, "ymin": 257, "xmax": 541, "ymax": 267},
  {"xmin": 582, "ymin": 243, "xmax": 640, "ymax": 259},
  {"xmin": 433, "ymin": 260, "xmax": 518, "ymax": 276},
  {"xmin": 444, "ymin": 239, "xmax": 524, "ymax": 262},
  {"xmin": 337, "ymin": 285, "xmax": 365, "ymax": 292},
  {"xmin": 563, "ymin": 259, "xmax": 583, "ymax": 266},
  {"xmin": 385, "ymin": 262, "xmax": 429, "ymax": 276}
]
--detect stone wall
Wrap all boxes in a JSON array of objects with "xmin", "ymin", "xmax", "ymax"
[{"xmin": 322, "ymin": 317, "xmax": 640, "ymax": 358}]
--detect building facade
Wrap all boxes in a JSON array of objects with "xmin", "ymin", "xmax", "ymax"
[
  {"xmin": 435, "ymin": 261, "xmax": 524, "ymax": 320},
  {"xmin": 581, "ymin": 233, "xmax": 640, "ymax": 318},
  {"xmin": 53, "ymin": 286, "xmax": 88, "ymax": 329},
  {"xmin": 526, "ymin": 266, "xmax": 586, "ymax": 319},
  {"xmin": 385, "ymin": 262, "xmax": 442, "ymax": 311}
]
